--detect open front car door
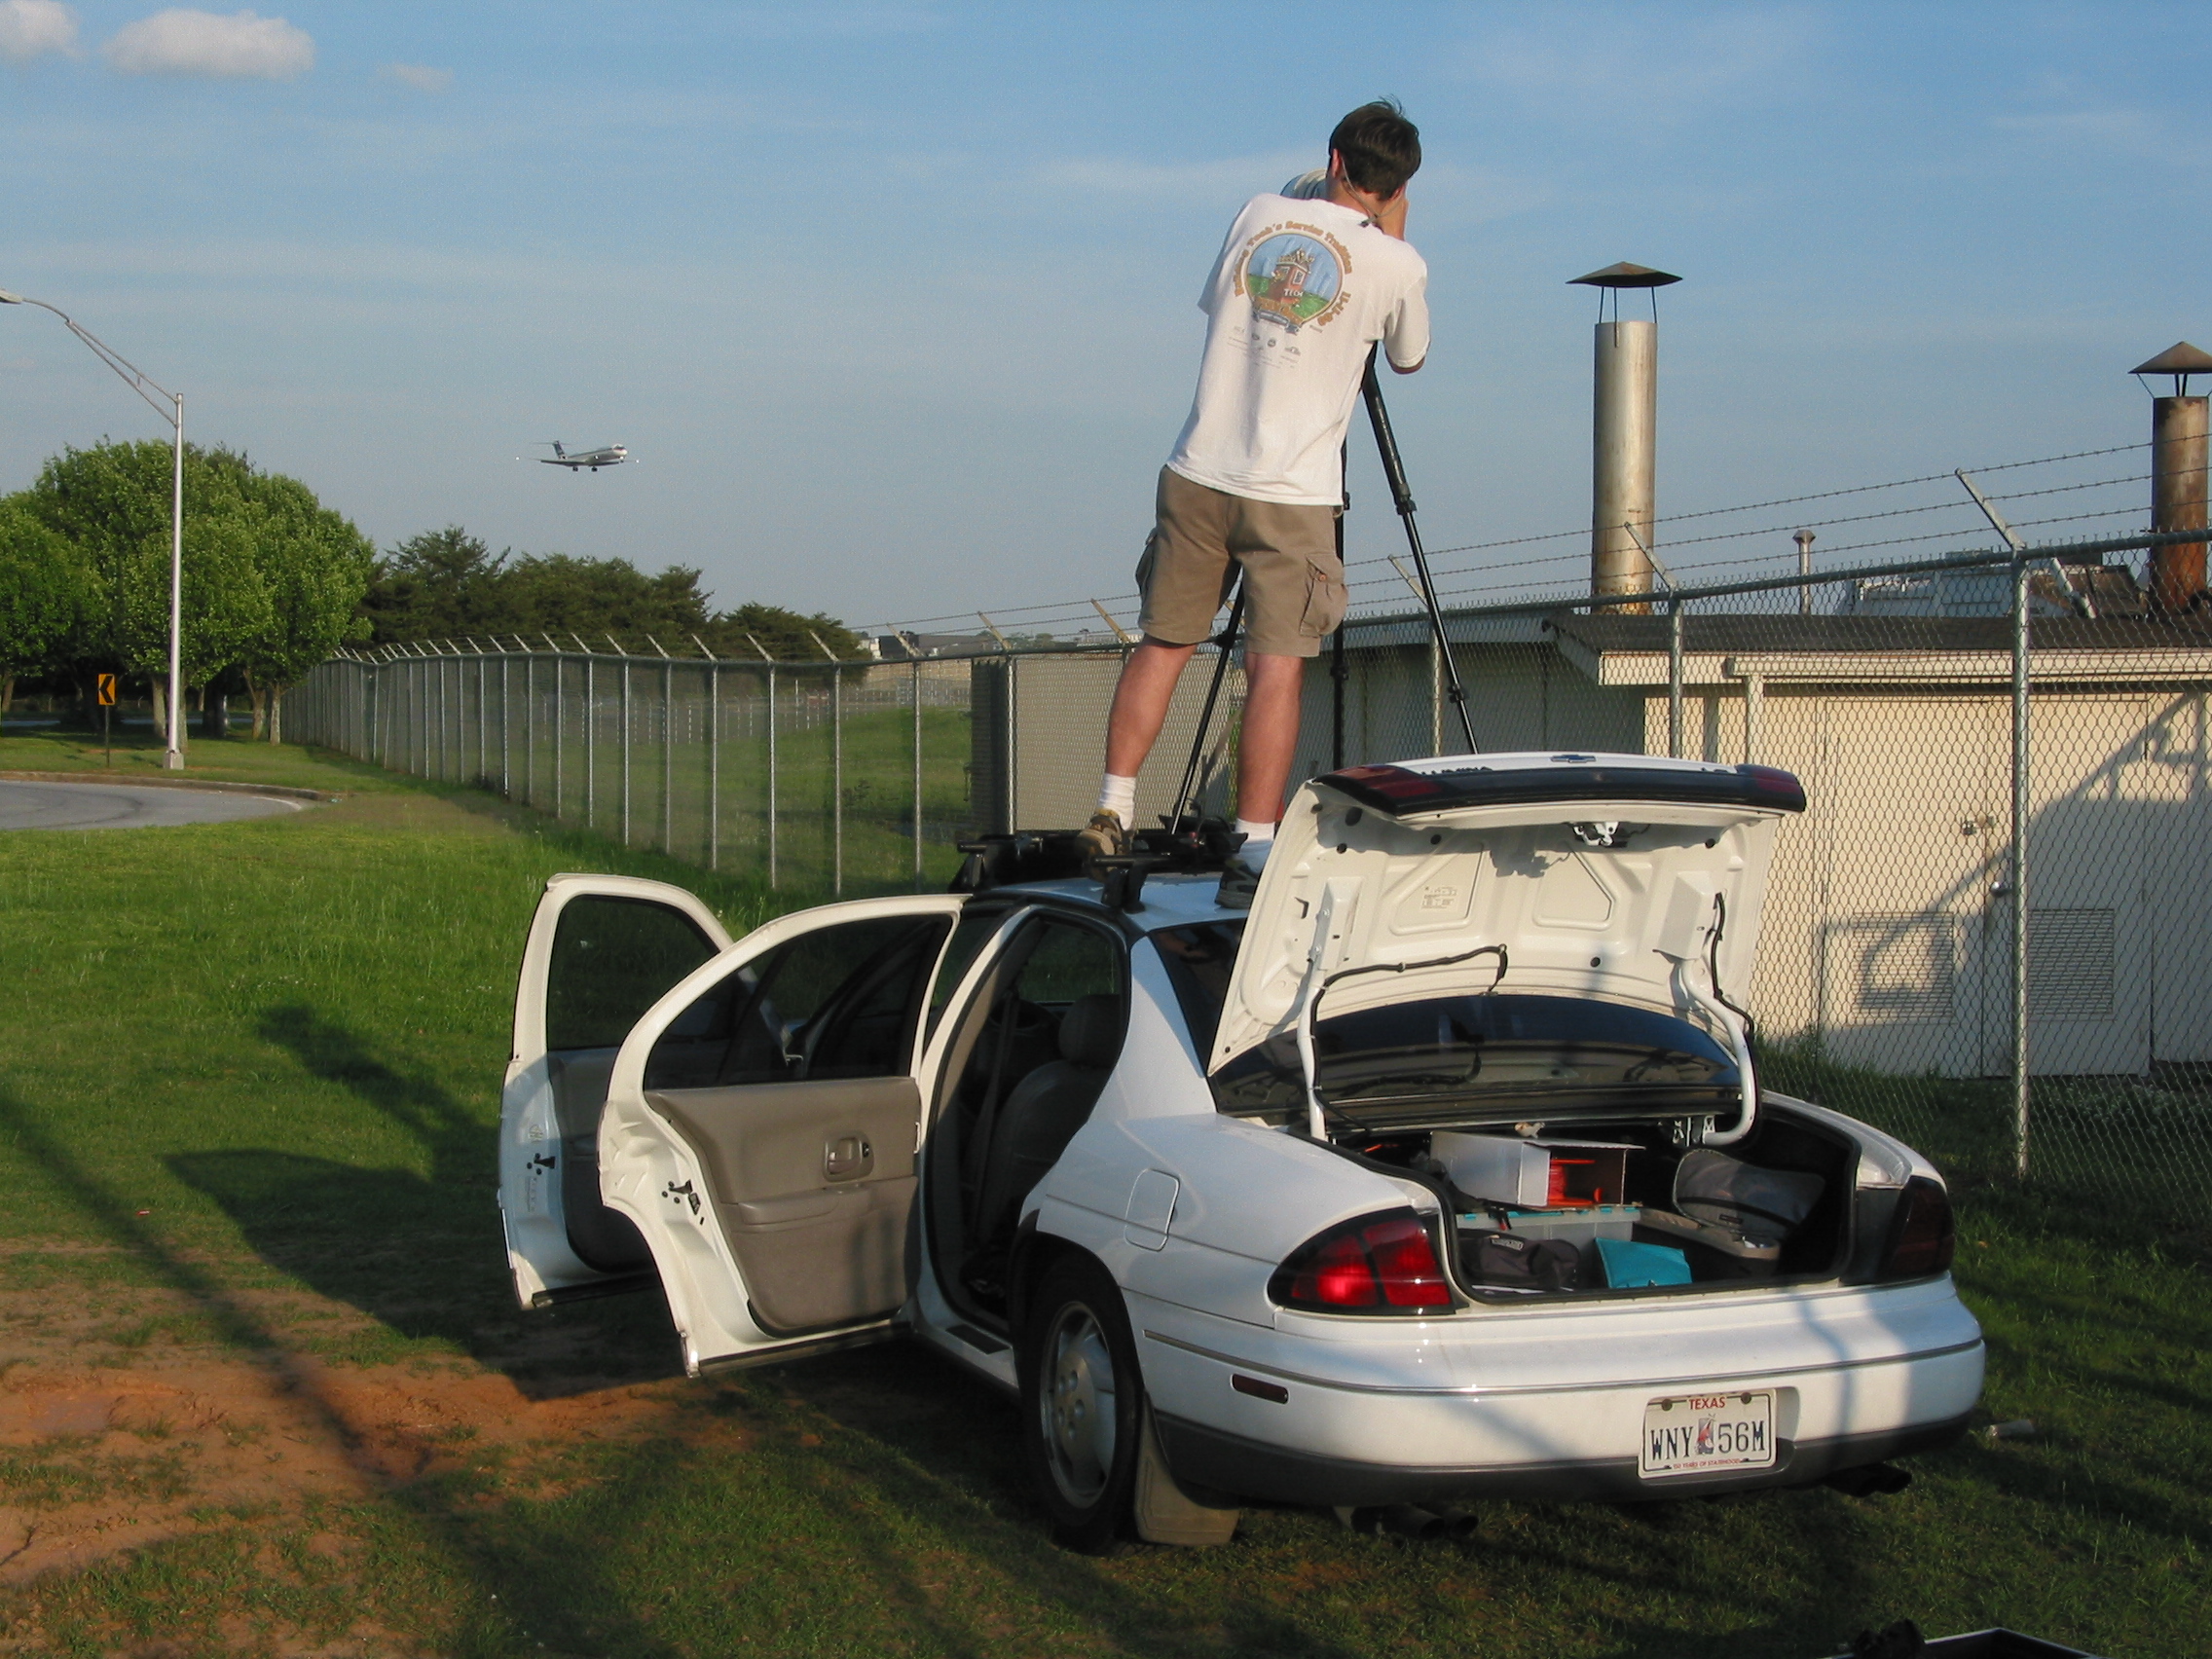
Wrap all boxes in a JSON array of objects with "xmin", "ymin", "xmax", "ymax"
[
  {"xmin": 501, "ymin": 874, "xmax": 732, "ymax": 1309},
  {"xmin": 597, "ymin": 896, "xmax": 971, "ymax": 1374}
]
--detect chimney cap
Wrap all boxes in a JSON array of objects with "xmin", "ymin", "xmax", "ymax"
[
  {"xmin": 2131, "ymin": 341, "xmax": 2212, "ymax": 378},
  {"xmin": 1569, "ymin": 261, "xmax": 1681, "ymax": 289}
]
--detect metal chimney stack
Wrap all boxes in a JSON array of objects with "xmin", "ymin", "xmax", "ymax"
[
  {"xmin": 1572, "ymin": 263, "xmax": 1680, "ymax": 607},
  {"xmin": 2131, "ymin": 342, "xmax": 2212, "ymax": 612}
]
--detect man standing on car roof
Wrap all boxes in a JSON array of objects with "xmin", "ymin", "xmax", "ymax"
[{"xmin": 1077, "ymin": 100, "xmax": 1429, "ymax": 907}]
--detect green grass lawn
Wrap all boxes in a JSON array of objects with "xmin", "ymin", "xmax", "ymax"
[{"xmin": 0, "ymin": 730, "xmax": 2206, "ymax": 1658}]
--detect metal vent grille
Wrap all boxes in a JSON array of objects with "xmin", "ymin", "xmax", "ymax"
[
  {"xmin": 1837, "ymin": 913, "xmax": 1958, "ymax": 1023},
  {"xmin": 2028, "ymin": 907, "xmax": 2117, "ymax": 1021}
]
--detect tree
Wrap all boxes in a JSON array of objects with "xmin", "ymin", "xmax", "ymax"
[
  {"xmin": 0, "ymin": 498, "xmax": 94, "ymax": 716},
  {"xmin": 17, "ymin": 439, "xmax": 366, "ymax": 741},
  {"xmin": 701, "ymin": 603, "xmax": 866, "ymax": 661},
  {"xmin": 235, "ymin": 472, "xmax": 374, "ymax": 740},
  {"xmin": 116, "ymin": 503, "xmax": 270, "ymax": 735},
  {"xmin": 358, "ymin": 527, "xmax": 508, "ymax": 645}
]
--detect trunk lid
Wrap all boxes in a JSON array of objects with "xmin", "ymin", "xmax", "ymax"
[{"xmin": 1204, "ymin": 753, "xmax": 1805, "ymax": 1081}]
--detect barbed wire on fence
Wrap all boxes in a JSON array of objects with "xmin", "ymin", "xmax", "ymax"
[{"xmin": 857, "ymin": 438, "xmax": 2170, "ymax": 642}]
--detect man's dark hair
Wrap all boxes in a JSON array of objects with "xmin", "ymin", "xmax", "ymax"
[{"xmin": 1330, "ymin": 100, "xmax": 1420, "ymax": 199}]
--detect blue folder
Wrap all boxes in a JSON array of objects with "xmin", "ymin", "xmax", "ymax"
[{"xmin": 1597, "ymin": 1236, "xmax": 1693, "ymax": 1288}]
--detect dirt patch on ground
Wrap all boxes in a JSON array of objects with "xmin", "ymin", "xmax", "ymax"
[{"xmin": 0, "ymin": 1254, "xmax": 685, "ymax": 1587}]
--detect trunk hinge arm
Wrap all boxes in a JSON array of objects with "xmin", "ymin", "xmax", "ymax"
[{"xmin": 1663, "ymin": 895, "xmax": 1758, "ymax": 1146}]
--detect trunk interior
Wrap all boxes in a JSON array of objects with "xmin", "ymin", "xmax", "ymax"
[{"xmin": 1348, "ymin": 1104, "xmax": 1858, "ymax": 1300}]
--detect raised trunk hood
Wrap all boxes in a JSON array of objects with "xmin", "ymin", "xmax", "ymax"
[{"xmin": 1204, "ymin": 753, "xmax": 1804, "ymax": 1077}]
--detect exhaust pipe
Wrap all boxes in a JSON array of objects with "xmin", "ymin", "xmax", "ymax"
[
  {"xmin": 1334, "ymin": 1503, "xmax": 1477, "ymax": 1541},
  {"xmin": 1823, "ymin": 1463, "xmax": 1913, "ymax": 1497}
]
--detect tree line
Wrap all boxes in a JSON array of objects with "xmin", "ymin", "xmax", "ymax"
[
  {"xmin": 361, "ymin": 527, "xmax": 865, "ymax": 661},
  {"xmin": 0, "ymin": 439, "xmax": 872, "ymax": 747}
]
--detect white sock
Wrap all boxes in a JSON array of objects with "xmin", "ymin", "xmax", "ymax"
[
  {"xmin": 1235, "ymin": 817, "xmax": 1275, "ymax": 866},
  {"xmin": 1098, "ymin": 774, "xmax": 1137, "ymax": 823}
]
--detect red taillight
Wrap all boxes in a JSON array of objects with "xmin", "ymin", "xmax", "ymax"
[
  {"xmin": 1330, "ymin": 763, "xmax": 1447, "ymax": 803},
  {"xmin": 1274, "ymin": 1213, "xmax": 1452, "ymax": 1313},
  {"xmin": 1299, "ymin": 1233, "xmax": 1380, "ymax": 1307},
  {"xmin": 1881, "ymin": 1178, "xmax": 1955, "ymax": 1279}
]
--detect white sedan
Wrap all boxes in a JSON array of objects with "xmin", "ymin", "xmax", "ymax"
[{"xmin": 498, "ymin": 751, "xmax": 1983, "ymax": 1548}]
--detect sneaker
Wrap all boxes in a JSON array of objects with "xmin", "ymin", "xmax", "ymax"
[
  {"xmin": 1215, "ymin": 854, "xmax": 1260, "ymax": 910},
  {"xmin": 1077, "ymin": 808, "xmax": 1129, "ymax": 879}
]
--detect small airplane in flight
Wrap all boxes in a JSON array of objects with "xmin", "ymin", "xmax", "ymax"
[{"xmin": 536, "ymin": 441, "xmax": 630, "ymax": 471}]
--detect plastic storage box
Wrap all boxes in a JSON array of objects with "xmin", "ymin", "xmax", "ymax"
[{"xmin": 1432, "ymin": 1133, "xmax": 1635, "ymax": 1208}]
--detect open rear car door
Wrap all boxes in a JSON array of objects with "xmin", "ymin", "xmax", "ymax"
[
  {"xmin": 500, "ymin": 874, "xmax": 732, "ymax": 1309},
  {"xmin": 595, "ymin": 895, "xmax": 972, "ymax": 1375}
]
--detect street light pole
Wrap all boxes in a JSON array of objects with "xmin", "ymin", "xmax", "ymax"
[{"xmin": 1, "ymin": 288, "xmax": 188, "ymax": 768}]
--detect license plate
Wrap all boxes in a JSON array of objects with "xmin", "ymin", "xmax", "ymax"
[{"xmin": 1641, "ymin": 1390, "xmax": 1775, "ymax": 1478}]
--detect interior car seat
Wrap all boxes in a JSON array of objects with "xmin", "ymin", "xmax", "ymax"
[{"xmin": 974, "ymin": 993, "xmax": 1124, "ymax": 1248}]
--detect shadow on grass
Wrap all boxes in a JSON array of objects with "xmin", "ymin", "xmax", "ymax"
[{"xmin": 169, "ymin": 1002, "xmax": 688, "ymax": 1394}]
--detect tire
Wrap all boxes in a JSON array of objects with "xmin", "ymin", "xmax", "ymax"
[{"xmin": 1018, "ymin": 1254, "xmax": 1144, "ymax": 1551}]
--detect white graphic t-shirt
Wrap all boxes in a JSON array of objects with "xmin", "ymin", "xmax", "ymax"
[{"xmin": 1165, "ymin": 193, "xmax": 1430, "ymax": 507}]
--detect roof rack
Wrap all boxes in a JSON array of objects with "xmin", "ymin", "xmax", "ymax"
[{"xmin": 950, "ymin": 818, "xmax": 1247, "ymax": 908}]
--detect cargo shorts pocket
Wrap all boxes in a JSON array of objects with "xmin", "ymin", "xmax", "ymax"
[{"xmin": 1299, "ymin": 558, "xmax": 1348, "ymax": 639}]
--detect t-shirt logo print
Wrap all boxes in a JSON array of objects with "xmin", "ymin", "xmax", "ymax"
[{"xmin": 1238, "ymin": 227, "xmax": 1350, "ymax": 334}]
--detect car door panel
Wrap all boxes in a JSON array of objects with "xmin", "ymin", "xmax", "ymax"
[
  {"xmin": 647, "ymin": 1074, "xmax": 921, "ymax": 1333},
  {"xmin": 598, "ymin": 895, "xmax": 972, "ymax": 1373},
  {"xmin": 500, "ymin": 875, "xmax": 731, "ymax": 1308}
]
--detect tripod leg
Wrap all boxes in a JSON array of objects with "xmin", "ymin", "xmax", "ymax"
[
  {"xmin": 1360, "ymin": 350, "xmax": 1478, "ymax": 753},
  {"xmin": 1166, "ymin": 582, "xmax": 1244, "ymax": 836}
]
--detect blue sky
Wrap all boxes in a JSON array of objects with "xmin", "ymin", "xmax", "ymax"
[{"xmin": 3, "ymin": 2, "xmax": 2208, "ymax": 633}]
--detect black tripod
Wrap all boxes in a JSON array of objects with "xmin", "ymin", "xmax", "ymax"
[
  {"xmin": 1163, "ymin": 347, "xmax": 1475, "ymax": 834},
  {"xmin": 1361, "ymin": 347, "xmax": 1476, "ymax": 752}
]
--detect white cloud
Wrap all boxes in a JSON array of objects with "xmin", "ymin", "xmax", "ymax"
[
  {"xmin": 102, "ymin": 9, "xmax": 313, "ymax": 80},
  {"xmin": 381, "ymin": 61, "xmax": 451, "ymax": 94},
  {"xmin": 0, "ymin": 0, "xmax": 78, "ymax": 63}
]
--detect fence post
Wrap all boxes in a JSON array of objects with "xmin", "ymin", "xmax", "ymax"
[
  {"xmin": 663, "ymin": 661, "xmax": 675, "ymax": 855},
  {"xmin": 1667, "ymin": 596, "xmax": 1685, "ymax": 759},
  {"xmin": 911, "ymin": 658, "xmax": 924, "ymax": 891},
  {"xmin": 621, "ymin": 659, "xmax": 632, "ymax": 847},
  {"xmin": 524, "ymin": 655, "xmax": 535, "ymax": 803},
  {"xmin": 500, "ymin": 655, "xmax": 510, "ymax": 796},
  {"xmin": 553, "ymin": 655, "xmax": 566, "ymax": 818},
  {"xmin": 767, "ymin": 664, "xmax": 779, "ymax": 890},
  {"xmin": 585, "ymin": 657, "xmax": 597, "ymax": 829},
  {"xmin": 2010, "ymin": 556, "xmax": 2032, "ymax": 1181},
  {"xmin": 477, "ymin": 655, "xmax": 486, "ymax": 783},
  {"xmin": 708, "ymin": 661, "xmax": 720, "ymax": 871},
  {"xmin": 832, "ymin": 664, "xmax": 844, "ymax": 898}
]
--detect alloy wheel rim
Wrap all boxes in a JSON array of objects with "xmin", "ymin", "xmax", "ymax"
[{"xmin": 1040, "ymin": 1300, "xmax": 1117, "ymax": 1506}]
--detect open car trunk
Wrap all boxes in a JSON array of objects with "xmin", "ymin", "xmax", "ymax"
[
  {"xmin": 1346, "ymin": 1102, "xmax": 1859, "ymax": 1298},
  {"xmin": 1170, "ymin": 753, "xmax": 1841, "ymax": 1301}
]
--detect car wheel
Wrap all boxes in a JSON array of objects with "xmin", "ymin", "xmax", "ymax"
[{"xmin": 1019, "ymin": 1254, "xmax": 1143, "ymax": 1551}]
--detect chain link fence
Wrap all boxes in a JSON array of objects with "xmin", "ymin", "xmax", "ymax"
[{"xmin": 285, "ymin": 532, "xmax": 2212, "ymax": 1224}]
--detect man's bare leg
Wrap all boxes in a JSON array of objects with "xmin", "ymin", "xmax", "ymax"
[
  {"xmin": 1079, "ymin": 636, "xmax": 1198, "ymax": 872},
  {"xmin": 1235, "ymin": 650, "xmax": 1306, "ymax": 836},
  {"xmin": 1103, "ymin": 637, "xmax": 1198, "ymax": 778}
]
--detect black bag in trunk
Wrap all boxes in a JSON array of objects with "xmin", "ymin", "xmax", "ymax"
[{"xmin": 1466, "ymin": 1231, "xmax": 1582, "ymax": 1292}]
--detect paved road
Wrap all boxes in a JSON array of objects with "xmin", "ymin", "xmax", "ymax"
[{"xmin": 0, "ymin": 780, "xmax": 306, "ymax": 830}]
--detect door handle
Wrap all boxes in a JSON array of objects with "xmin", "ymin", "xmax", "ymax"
[{"xmin": 825, "ymin": 1133, "xmax": 873, "ymax": 1182}]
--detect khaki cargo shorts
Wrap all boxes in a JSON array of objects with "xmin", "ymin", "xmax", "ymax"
[{"xmin": 1134, "ymin": 467, "xmax": 1347, "ymax": 659}]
